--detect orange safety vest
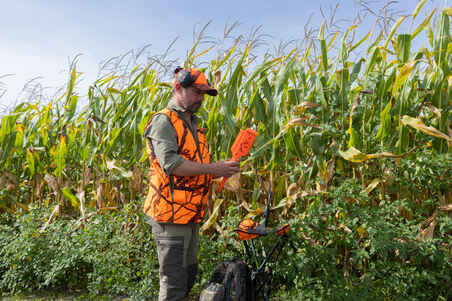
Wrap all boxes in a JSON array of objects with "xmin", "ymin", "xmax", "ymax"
[{"xmin": 143, "ymin": 108, "xmax": 213, "ymax": 224}]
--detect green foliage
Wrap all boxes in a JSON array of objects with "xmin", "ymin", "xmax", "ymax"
[
  {"xmin": 271, "ymin": 179, "xmax": 451, "ymax": 300},
  {"xmin": 389, "ymin": 150, "xmax": 452, "ymax": 199},
  {"xmin": 1, "ymin": 178, "xmax": 451, "ymax": 300},
  {"xmin": 0, "ymin": 205, "xmax": 159, "ymax": 299}
]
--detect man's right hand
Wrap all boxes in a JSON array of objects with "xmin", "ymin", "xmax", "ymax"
[{"xmin": 210, "ymin": 160, "xmax": 240, "ymax": 178}]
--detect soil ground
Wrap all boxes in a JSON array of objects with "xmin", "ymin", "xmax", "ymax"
[{"xmin": 2, "ymin": 291, "xmax": 202, "ymax": 300}]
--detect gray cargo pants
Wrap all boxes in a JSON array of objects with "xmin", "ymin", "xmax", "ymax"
[{"xmin": 148, "ymin": 218, "xmax": 199, "ymax": 301}]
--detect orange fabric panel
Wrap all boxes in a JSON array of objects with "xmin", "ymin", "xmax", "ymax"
[{"xmin": 144, "ymin": 109, "xmax": 212, "ymax": 224}]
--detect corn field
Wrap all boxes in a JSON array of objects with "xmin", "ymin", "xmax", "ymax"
[{"xmin": 0, "ymin": 4, "xmax": 451, "ymax": 233}]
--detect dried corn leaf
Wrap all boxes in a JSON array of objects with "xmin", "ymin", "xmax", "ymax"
[
  {"xmin": 82, "ymin": 167, "xmax": 91, "ymax": 186},
  {"xmin": 287, "ymin": 183, "xmax": 298, "ymax": 198},
  {"xmin": 295, "ymin": 101, "xmax": 320, "ymax": 111},
  {"xmin": 97, "ymin": 207, "xmax": 118, "ymax": 213},
  {"xmin": 419, "ymin": 219, "xmax": 437, "ymax": 240},
  {"xmin": 392, "ymin": 61, "xmax": 415, "ymax": 95},
  {"xmin": 214, "ymin": 222, "xmax": 227, "ymax": 240},
  {"xmin": 201, "ymin": 198, "xmax": 224, "ymax": 233},
  {"xmin": 362, "ymin": 178, "xmax": 380, "ymax": 195},
  {"xmin": 423, "ymin": 103, "xmax": 442, "ymax": 119},
  {"xmin": 223, "ymin": 173, "xmax": 240, "ymax": 191},
  {"xmin": 339, "ymin": 147, "xmax": 369, "ymax": 162},
  {"xmin": 96, "ymin": 183, "xmax": 105, "ymax": 209},
  {"xmin": 241, "ymin": 201, "xmax": 264, "ymax": 219},
  {"xmin": 76, "ymin": 187, "xmax": 86, "ymax": 217},
  {"xmin": 339, "ymin": 147, "xmax": 412, "ymax": 163},
  {"xmin": 214, "ymin": 70, "xmax": 221, "ymax": 85},
  {"xmin": 1, "ymin": 172, "xmax": 18, "ymax": 186},
  {"xmin": 338, "ymin": 223, "xmax": 352, "ymax": 234},
  {"xmin": 40, "ymin": 204, "xmax": 61, "ymax": 232},
  {"xmin": 106, "ymin": 160, "xmax": 133, "ymax": 178},
  {"xmin": 401, "ymin": 115, "xmax": 452, "ymax": 141},
  {"xmin": 439, "ymin": 204, "xmax": 452, "ymax": 211},
  {"xmin": 418, "ymin": 211, "xmax": 438, "ymax": 241},
  {"xmin": 286, "ymin": 118, "xmax": 321, "ymax": 129},
  {"xmin": 44, "ymin": 173, "xmax": 59, "ymax": 192}
]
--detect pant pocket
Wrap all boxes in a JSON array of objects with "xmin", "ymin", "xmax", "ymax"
[
  {"xmin": 149, "ymin": 218, "xmax": 165, "ymax": 236},
  {"xmin": 156, "ymin": 236, "xmax": 185, "ymax": 286}
]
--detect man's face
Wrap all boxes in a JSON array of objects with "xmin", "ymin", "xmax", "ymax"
[{"xmin": 179, "ymin": 86, "xmax": 206, "ymax": 113}]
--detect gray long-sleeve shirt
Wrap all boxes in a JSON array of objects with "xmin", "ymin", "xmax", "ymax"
[{"xmin": 144, "ymin": 99, "xmax": 201, "ymax": 175}]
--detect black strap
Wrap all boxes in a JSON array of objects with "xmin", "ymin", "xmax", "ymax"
[
  {"xmin": 173, "ymin": 185, "xmax": 208, "ymax": 192},
  {"xmin": 168, "ymin": 109, "xmax": 204, "ymax": 163}
]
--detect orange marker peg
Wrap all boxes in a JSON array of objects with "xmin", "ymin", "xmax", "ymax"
[{"xmin": 217, "ymin": 128, "xmax": 258, "ymax": 192}]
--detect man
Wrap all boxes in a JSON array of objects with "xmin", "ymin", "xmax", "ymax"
[{"xmin": 143, "ymin": 67, "xmax": 240, "ymax": 301}]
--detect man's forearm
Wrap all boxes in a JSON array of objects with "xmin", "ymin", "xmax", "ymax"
[
  {"xmin": 172, "ymin": 159, "xmax": 240, "ymax": 179},
  {"xmin": 172, "ymin": 160, "xmax": 215, "ymax": 177}
]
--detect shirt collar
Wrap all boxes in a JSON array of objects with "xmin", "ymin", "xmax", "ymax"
[{"xmin": 167, "ymin": 99, "xmax": 199, "ymax": 125}]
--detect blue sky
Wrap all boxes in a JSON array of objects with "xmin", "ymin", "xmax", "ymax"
[{"xmin": 0, "ymin": 0, "xmax": 449, "ymax": 108}]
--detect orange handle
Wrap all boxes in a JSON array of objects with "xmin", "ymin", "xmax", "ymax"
[{"xmin": 217, "ymin": 176, "xmax": 228, "ymax": 192}]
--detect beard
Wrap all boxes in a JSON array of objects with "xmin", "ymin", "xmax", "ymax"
[{"xmin": 186, "ymin": 101, "xmax": 202, "ymax": 113}]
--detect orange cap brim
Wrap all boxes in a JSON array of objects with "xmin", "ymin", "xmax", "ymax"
[{"xmin": 192, "ymin": 70, "xmax": 218, "ymax": 96}]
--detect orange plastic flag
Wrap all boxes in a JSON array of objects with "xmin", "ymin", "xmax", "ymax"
[{"xmin": 217, "ymin": 128, "xmax": 258, "ymax": 192}]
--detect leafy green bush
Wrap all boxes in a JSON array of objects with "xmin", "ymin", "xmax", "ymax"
[
  {"xmin": 1, "ymin": 175, "xmax": 450, "ymax": 300},
  {"xmin": 0, "ymin": 204, "xmax": 159, "ymax": 299},
  {"xmin": 270, "ymin": 178, "xmax": 451, "ymax": 300}
]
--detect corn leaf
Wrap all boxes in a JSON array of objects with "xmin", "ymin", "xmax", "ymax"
[
  {"xmin": 65, "ymin": 95, "xmax": 78, "ymax": 123},
  {"xmin": 412, "ymin": 0, "xmax": 427, "ymax": 21},
  {"xmin": 106, "ymin": 160, "xmax": 133, "ymax": 178},
  {"xmin": 319, "ymin": 20, "xmax": 328, "ymax": 73},
  {"xmin": 411, "ymin": 9, "xmax": 436, "ymax": 41},
  {"xmin": 442, "ymin": 7, "xmax": 452, "ymax": 16},
  {"xmin": 434, "ymin": 11, "xmax": 451, "ymax": 70},
  {"xmin": 327, "ymin": 32, "xmax": 339, "ymax": 49},
  {"xmin": 26, "ymin": 149, "xmax": 35, "ymax": 176},
  {"xmin": 376, "ymin": 101, "xmax": 392, "ymax": 141},
  {"xmin": 350, "ymin": 30, "xmax": 372, "ymax": 53},
  {"xmin": 200, "ymin": 198, "xmax": 224, "ymax": 233},
  {"xmin": 62, "ymin": 187, "xmax": 79, "ymax": 208},
  {"xmin": 362, "ymin": 178, "xmax": 380, "ymax": 195},
  {"xmin": 427, "ymin": 22, "xmax": 434, "ymax": 47},
  {"xmin": 339, "ymin": 147, "xmax": 404, "ymax": 163},
  {"xmin": 14, "ymin": 123, "xmax": 24, "ymax": 154},
  {"xmin": 96, "ymin": 75, "xmax": 120, "ymax": 86},
  {"xmin": 397, "ymin": 34, "xmax": 411, "ymax": 63},
  {"xmin": 54, "ymin": 135, "xmax": 67, "ymax": 177},
  {"xmin": 401, "ymin": 115, "xmax": 452, "ymax": 141},
  {"xmin": 107, "ymin": 87, "xmax": 122, "ymax": 94},
  {"xmin": 384, "ymin": 16, "xmax": 407, "ymax": 49},
  {"xmin": 392, "ymin": 61, "xmax": 416, "ymax": 95}
]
